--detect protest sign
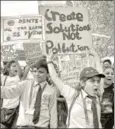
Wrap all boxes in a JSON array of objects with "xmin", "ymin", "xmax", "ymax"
[
  {"xmin": 16, "ymin": 49, "xmax": 26, "ymax": 61},
  {"xmin": 58, "ymin": 53, "xmax": 89, "ymax": 88},
  {"xmin": 23, "ymin": 42, "xmax": 43, "ymax": 64},
  {"xmin": 39, "ymin": 6, "xmax": 92, "ymax": 54},
  {"xmin": 1, "ymin": 44, "xmax": 17, "ymax": 61},
  {"xmin": 2, "ymin": 15, "xmax": 45, "ymax": 42},
  {"xmin": 14, "ymin": 43, "xmax": 26, "ymax": 61}
]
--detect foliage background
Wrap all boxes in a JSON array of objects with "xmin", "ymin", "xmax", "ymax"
[{"xmin": 66, "ymin": 1, "xmax": 114, "ymax": 58}]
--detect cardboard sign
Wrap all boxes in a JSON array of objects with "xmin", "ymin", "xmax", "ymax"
[
  {"xmin": 1, "ymin": 44, "xmax": 17, "ymax": 61},
  {"xmin": 39, "ymin": 6, "xmax": 93, "ymax": 88},
  {"xmin": 58, "ymin": 53, "xmax": 89, "ymax": 88},
  {"xmin": 2, "ymin": 15, "xmax": 45, "ymax": 42},
  {"xmin": 16, "ymin": 49, "xmax": 26, "ymax": 61},
  {"xmin": 39, "ymin": 6, "xmax": 92, "ymax": 54},
  {"xmin": 23, "ymin": 42, "xmax": 43, "ymax": 64}
]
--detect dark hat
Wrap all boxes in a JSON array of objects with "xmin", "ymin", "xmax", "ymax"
[
  {"xmin": 80, "ymin": 67, "xmax": 105, "ymax": 80},
  {"xmin": 103, "ymin": 59, "xmax": 112, "ymax": 65},
  {"xmin": 33, "ymin": 56, "xmax": 49, "ymax": 73}
]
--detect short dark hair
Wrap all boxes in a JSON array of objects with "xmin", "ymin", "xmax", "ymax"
[
  {"xmin": 39, "ymin": 63, "xmax": 49, "ymax": 73},
  {"xmin": 3, "ymin": 60, "xmax": 16, "ymax": 75},
  {"xmin": 33, "ymin": 57, "xmax": 49, "ymax": 73},
  {"xmin": 103, "ymin": 59, "xmax": 111, "ymax": 65}
]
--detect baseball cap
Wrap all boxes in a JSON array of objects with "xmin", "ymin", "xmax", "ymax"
[{"xmin": 80, "ymin": 67, "xmax": 105, "ymax": 80}]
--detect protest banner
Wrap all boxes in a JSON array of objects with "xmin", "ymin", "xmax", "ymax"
[
  {"xmin": 39, "ymin": 6, "xmax": 92, "ymax": 88},
  {"xmin": 39, "ymin": 6, "xmax": 92, "ymax": 54},
  {"xmin": 16, "ymin": 49, "xmax": 26, "ymax": 61},
  {"xmin": 1, "ymin": 15, "xmax": 45, "ymax": 42},
  {"xmin": 14, "ymin": 43, "xmax": 26, "ymax": 61},
  {"xmin": 1, "ymin": 44, "xmax": 17, "ymax": 61},
  {"xmin": 23, "ymin": 42, "xmax": 43, "ymax": 64},
  {"xmin": 58, "ymin": 53, "xmax": 89, "ymax": 88}
]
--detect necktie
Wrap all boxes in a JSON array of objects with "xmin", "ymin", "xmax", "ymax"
[
  {"xmin": 33, "ymin": 85, "xmax": 42, "ymax": 124},
  {"xmin": 91, "ymin": 97, "xmax": 99, "ymax": 128}
]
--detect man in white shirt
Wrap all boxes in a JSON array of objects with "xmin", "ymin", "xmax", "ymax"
[
  {"xmin": 47, "ymin": 53, "xmax": 105, "ymax": 128},
  {"xmin": 1, "ymin": 58, "xmax": 57, "ymax": 128}
]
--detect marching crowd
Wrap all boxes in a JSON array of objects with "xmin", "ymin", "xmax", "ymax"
[{"xmin": 0, "ymin": 51, "xmax": 114, "ymax": 129}]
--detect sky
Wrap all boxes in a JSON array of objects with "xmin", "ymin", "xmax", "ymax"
[
  {"xmin": 1, "ymin": 1, "xmax": 66, "ymax": 16},
  {"xmin": 1, "ymin": 1, "xmax": 39, "ymax": 16}
]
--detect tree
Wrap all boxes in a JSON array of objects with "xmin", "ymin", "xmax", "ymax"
[{"xmin": 67, "ymin": 1, "xmax": 114, "ymax": 58}]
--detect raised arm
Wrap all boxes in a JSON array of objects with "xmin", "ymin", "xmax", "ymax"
[
  {"xmin": 15, "ymin": 59, "xmax": 23, "ymax": 79},
  {"xmin": 47, "ymin": 55, "xmax": 64, "ymax": 92},
  {"xmin": 21, "ymin": 66, "xmax": 30, "ymax": 80},
  {"xmin": 46, "ymin": 53, "xmax": 75, "ymax": 100}
]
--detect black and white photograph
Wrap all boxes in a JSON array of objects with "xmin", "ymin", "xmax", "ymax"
[{"xmin": 1, "ymin": 1, "xmax": 114, "ymax": 128}]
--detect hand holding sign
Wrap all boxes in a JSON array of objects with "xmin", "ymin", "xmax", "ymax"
[
  {"xmin": 46, "ymin": 51, "xmax": 58, "ymax": 63},
  {"xmin": 23, "ymin": 42, "xmax": 43, "ymax": 65}
]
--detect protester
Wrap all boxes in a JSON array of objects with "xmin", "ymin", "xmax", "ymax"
[
  {"xmin": 101, "ymin": 66, "xmax": 114, "ymax": 129},
  {"xmin": 1, "ymin": 58, "xmax": 57, "ymax": 128},
  {"xmin": 1, "ymin": 60, "xmax": 23, "ymax": 128},
  {"xmin": 46, "ymin": 52, "xmax": 105, "ymax": 128},
  {"xmin": 102, "ymin": 59, "xmax": 112, "ymax": 71}
]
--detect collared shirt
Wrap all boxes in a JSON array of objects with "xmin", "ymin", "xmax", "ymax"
[
  {"xmin": 1, "ymin": 74, "xmax": 20, "ymax": 109},
  {"xmin": 61, "ymin": 84, "xmax": 102, "ymax": 128},
  {"xmin": 1, "ymin": 80, "xmax": 57, "ymax": 128}
]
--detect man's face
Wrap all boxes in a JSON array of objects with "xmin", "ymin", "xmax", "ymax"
[
  {"xmin": 103, "ymin": 61, "xmax": 111, "ymax": 69},
  {"xmin": 83, "ymin": 76, "xmax": 101, "ymax": 96},
  {"xmin": 35, "ymin": 67, "xmax": 48, "ymax": 83}
]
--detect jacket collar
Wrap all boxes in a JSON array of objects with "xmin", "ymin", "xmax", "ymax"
[
  {"xmin": 33, "ymin": 80, "xmax": 47, "ymax": 89},
  {"xmin": 81, "ymin": 89, "xmax": 88, "ymax": 99}
]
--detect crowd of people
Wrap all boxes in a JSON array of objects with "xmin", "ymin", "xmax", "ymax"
[{"xmin": 0, "ymin": 51, "xmax": 114, "ymax": 129}]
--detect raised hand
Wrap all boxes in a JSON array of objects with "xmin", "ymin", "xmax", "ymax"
[{"xmin": 45, "ymin": 51, "xmax": 58, "ymax": 63}]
